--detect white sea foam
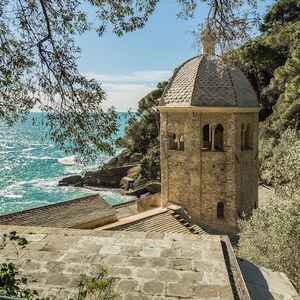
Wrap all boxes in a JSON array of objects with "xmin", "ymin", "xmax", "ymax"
[
  {"xmin": 5, "ymin": 194, "xmax": 23, "ymax": 199},
  {"xmin": 24, "ymin": 155, "xmax": 54, "ymax": 160},
  {"xmin": 21, "ymin": 147, "xmax": 36, "ymax": 152},
  {"xmin": 58, "ymin": 156, "xmax": 77, "ymax": 165}
]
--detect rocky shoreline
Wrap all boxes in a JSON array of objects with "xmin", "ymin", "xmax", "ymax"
[{"xmin": 58, "ymin": 149, "xmax": 161, "ymax": 198}]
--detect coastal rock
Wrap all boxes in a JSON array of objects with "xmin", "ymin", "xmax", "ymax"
[
  {"xmin": 124, "ymin": 181, "xmax": 161, "ymax": 197},
  {"xmin": 58, "ymin": 175, "xmax": 83, "ymax": 187},
  {"xmin": 120, "ymin": 176, "xmax": 134, "ymax": 190},
  {"xmin": 127, "ymin": 164, "xmax": 142, "ymax": 180},
  {"xmin": 83, "ymin": 165, "xmax": 135, "ymax": 187},
  {"xmin": 105, "ymin": 150, "xmax": 142, "ymax": 168},
  {"xmin": 127, "ymin": 153, "xmax": 143, "ymax": 165}
]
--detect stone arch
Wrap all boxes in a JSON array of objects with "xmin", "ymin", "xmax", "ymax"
[
  {"xmin": 217, "ymin": 202, "xmax": 224, "ymax": 218},
  {"xmin": 202, "ymin": 124, "xmax": 211, "ymax": 150},
  {"xmin": 168, "ymin": 132, "xmax": 184, "ymax": 151},
  {"xmin": 214, "ymin": 124, "xmax": 224, "ymax": 151}
]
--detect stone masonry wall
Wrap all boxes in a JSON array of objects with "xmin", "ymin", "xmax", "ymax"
[{"xmin": 160, "ymin": 110, "xmax": 259, "ymax": 234}]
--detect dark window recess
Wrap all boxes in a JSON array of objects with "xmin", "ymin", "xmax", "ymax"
[
  {"xmin": 214, "ymin": 124, "xmax": 224, "ymax": 151},
  {"xmin": 202, "ymin": 124, "xmax": 211, "ymax": 150},
  {"xmin": 217, "ymin": 202, "xmax": 224, "ymax": 218}
]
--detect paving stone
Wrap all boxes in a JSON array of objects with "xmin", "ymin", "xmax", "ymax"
[
  {"xmin": 157, "ymin": 269, "xmax": 180, "ymax": 282},
  {"xmin": 169, "ymin": 258, "xmax": 192, "ymax": 270},
  {"xmin": 104, "ymin": 255, "xmax": 127, "ymax": 266},
  {"xmin": 136, "ymin": 267, "xmax": 157, "ymax": 279},
  {"xmin": 99, "ymin": 245, "xmax": 121, "ymax": 255},
  {"xmin": 126, "ymin": 257, "xmax": 148, "ymax": 267},
  {"xmin": 141, "ymin": 280, "xmax": 165, "ymax": 296},
  {"xmin": 192, "ymin": 260, "xmax": 214, "ymax": 272},
  {"xmin": 134, "ymin": 239, "xmax": 154, "ymax": 247},
  {"xmin": 167, "ymin": 282, "xmax": 193, "ymax": 298},
  {"xmin": 121, "ymin": 246, "xmax": 141, "ymax": 256},
  {"xmin": 45, "ymin": 273, "xmax": 70, "ymax": 286},
  {"xmin": 181, "ymin": 249, "xmax": 203, "ymax": 259},
  {"xmin": 179, "ymin": 270, "xmax": 203, "ymax": 283},
  {"xmin": 160, "ymin": 248, "xmax": 181, "ymax": 258},
  {"xmin": 115, "ymin": 237, "xmax": 135, "ymax": 246},
  {"xmin": 204, "ymin": 271, "xmax": 229, "ymax": 285},
  {"xmin": 108, "ymin": 266, "xmax": 133, "ymax": 278},
  {"xmin": 145, "ymin": 232, "xmax": 165, "ymax": 240},
  {"xmin": 116, "ymin": 279, "xmax": 139, "ymax": 292},
  {"xmin": 120, "ymin": 292, "xmax": 152, "ymax": 300},
  {"xmin": 148, "ymin": 257, "xmax": 169, "ymax": 268},
  {"xmin": 140, "ymin": 247, "xmax": 161, "ymax": 257}
]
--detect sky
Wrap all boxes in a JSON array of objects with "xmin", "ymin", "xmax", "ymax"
[{"xmin": 76, "ymin": 0, "xmax": 274, "ymax": 111}]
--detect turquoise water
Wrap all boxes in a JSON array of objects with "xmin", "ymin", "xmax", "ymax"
[{"xmin": 0, "ymin": 112, "xmax": 135, "ymax": 215}]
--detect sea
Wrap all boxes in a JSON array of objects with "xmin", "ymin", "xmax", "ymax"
[{"xmin": 0, "ymin": 112, "xmax": 136, "ymax": 216}]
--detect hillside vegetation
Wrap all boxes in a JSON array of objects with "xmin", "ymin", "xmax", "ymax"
[{"xmin": 229, "ymin": 0, "xmax": 300, "ymax": 184}]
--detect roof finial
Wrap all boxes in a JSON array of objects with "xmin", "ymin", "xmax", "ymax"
[{"xmin": 200, "ymin": 26, "xmax": 217, "ymax": 55}]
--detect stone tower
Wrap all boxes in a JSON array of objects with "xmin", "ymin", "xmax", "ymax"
[{"xmin": 159, "ymin": 55, "xmax": 260, "ymax": 233}]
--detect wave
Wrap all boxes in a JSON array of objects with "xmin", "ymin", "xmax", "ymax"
[
  {"xmin": 24, "ymin": 155, "xmax": 55, "ymax": 160},
  {"xmin": 21, "ymin": 147, "xmax": 36, "ymax": 152},
  {"xmin": 58, "ymin": 156, "xmax": 78, "ymax": 165},
  {"xmin": 5, "ymin": 194, "xmax": 23, "ymax": 199}
]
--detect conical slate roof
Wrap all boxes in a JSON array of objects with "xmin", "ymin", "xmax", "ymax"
[{"xmin": 160, "ymin": 55, "xmax": 259, "ymax": 108}]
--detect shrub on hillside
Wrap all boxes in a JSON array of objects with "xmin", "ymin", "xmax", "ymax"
[{"xmin": 237, "ymin": 129, "xmax": 300, "ymax": 292}]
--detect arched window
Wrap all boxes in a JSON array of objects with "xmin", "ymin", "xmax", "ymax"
[
  {"xmin": 179, "ymin": 134, "xmax": 184, "ymax": 151},
  {"xmin": 214, "ymin": 124, "xmax": 224, "ymax": 151},
  {"xmin": 202, "ymin": 124, "xmax": 211, "ymax": 150},
  {"xmin": 168, "ymin": 132, "xmax": 184, "ymax": 151},
  {"xmin": 168, "ymin": 132, "xmax": 177, "ymax": 150},
  {"xmin": 217, "ymin": 202, "xmax": 224, "ymax": 219}
]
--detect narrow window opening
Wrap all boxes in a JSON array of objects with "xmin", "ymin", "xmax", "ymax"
[
  {"xmin": 179, "ymin": 134, "xmax": 184, "ymax": 151},
  {"xmin": 214, "ymin": 124, "xmax": 224, "ymax": 151},
  {"xmin": 245, "ymin": 124, "xmax": 252, "ymax": 149},
  {"xmin": 254, "ymin": 202, "xmax": 257, "ymax": 209},
  {"xmin": 168, "ymin": 132, "xmax": 184, "ymax": 151},
  {"xmin": 202, "ymin": 124, "xmax": 211, "ymax": 150},
  {"xmin": 168, "ymin": 132, "xmax": 177, "ymax": 150},
  {"xmin": 217, "ymin": 202, "xmax": 224, "ymax": 219},
  {"xmin": 241, "ymin": 124, "xmax": 246, "ymax": 149}
]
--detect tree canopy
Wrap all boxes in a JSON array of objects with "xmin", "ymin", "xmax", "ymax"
[
  {"xmin": 228, "ymin": 0, "xmax": 300, "ymax": 184},
  {"xmin": 1, "ymin": 0, "xmax": 261, "ymax": 158}
]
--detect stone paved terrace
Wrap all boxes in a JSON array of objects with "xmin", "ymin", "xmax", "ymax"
[
  {"xmin": 0, "ymin": 195, "xmax": 117, "ymax": 229},
  {"xmin": 0, "ymin": 225, "xmax": 248, "ymax": 300}
]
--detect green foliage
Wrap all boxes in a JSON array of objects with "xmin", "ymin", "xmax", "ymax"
[
  {"xmin": 238, "ymin": 129, "xmax": 300, "ymax": 292},
  {"xmin": 0, "ymin": 232, "xmax": 41, "ymax": 299},
  {"xmin": 77, "ymin": 267, "xmax": 119, "ymax": 300},
  {"xmin": 119, "ymin": 81, "xmax": 167, "ymax": 181},
  {"xmin": 230, "ymin": 0, "xmax": 300, "ymax": 184},
  {"xmin": 0, "ymin": 263, "xmax": 39, "ymax": 299},
  {"xmin": 260, "ymin": 0, "xmax": 300, "ymax": 32}
]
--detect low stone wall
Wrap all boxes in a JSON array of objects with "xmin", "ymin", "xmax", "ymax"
[
  {"xmin": 137, "ymin": 193, "xmax": 161, "ymax": 212},
  {"xmin": 71, "ymin": 214, "xmax": 118, "ymax": 230}
]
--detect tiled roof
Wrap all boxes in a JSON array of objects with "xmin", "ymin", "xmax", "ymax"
[
  {"xmin": 160, "ymin": 55, "xmax": 259, "ymax": 108},
  {"xmin": 0, "ymin": 195, "xmax": 116, "ymax": 228}
]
